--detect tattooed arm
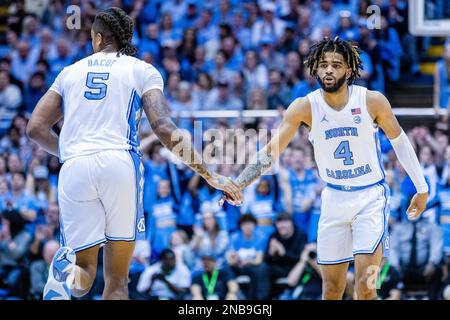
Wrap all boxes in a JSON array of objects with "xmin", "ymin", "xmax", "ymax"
[
  {"xmin": 142, "ymin": 89, "xmax": 242, "ymax": 202},
  {"xmin": 234, "ymin": 97, "xmax": 311, "ymax": 190}
]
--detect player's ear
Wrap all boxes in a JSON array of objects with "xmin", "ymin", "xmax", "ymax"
[
  {"xmin": 346, "ymin": 68, "xmax": 351, "ymax": 80},
  {"xmin": 96, "ymin": 32, "xmax": 103, "ymax": 46}
]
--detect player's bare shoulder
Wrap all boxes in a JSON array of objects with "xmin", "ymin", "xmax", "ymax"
[
  {"xmin": 366, "ymin": 89, "xmax": 392, "ymax": 121},
  {"xmin": 285, "ymin": 96, "xmax": 312, "ymax": 128}
]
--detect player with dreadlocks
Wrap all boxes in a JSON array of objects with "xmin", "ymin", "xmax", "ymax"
[
  {"xmin": 222, "ymin": 36, "xmax": 429, "ymax": 299},
  {"xmin": 27, "ymin": 7, "xmax": 242, "ymax": 300}
]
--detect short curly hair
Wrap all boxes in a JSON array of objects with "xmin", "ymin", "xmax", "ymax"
[{"xmin": 304, "ymin": 36, "xmax": 363, "ymax": 84}]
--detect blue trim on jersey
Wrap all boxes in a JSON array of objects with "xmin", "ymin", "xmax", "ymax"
[
  {"xmin": 126, "ymin": 90, "xmax": 142, "ymax": 153},
  {"xmin": 353, "ymin": 182, "xmax": 389, "ymax": 255},
  {"xmin": 126, "ymin": 89, "xmax": 136, "ymax": 145},
  {"xmin": 73, "ymin": 238, "xmax": 107, "ymax": 253},
  {"xmin": 128, "ymin": 150, "xmax": 145, "ymax": 241},
  {"xmin": 326, "ymin": 179, "xmax": 384, "ymax": 192},
  {"xmin": 317, "ymin": 256, "xmax": 354, "ymax": 265},
  {"xmin": 58, "ymin": 99, "xmax": 65, "ymax": 164},
  {"xmin": 374, "ymin": 131, "xmax": 386, "ymax": 179}
]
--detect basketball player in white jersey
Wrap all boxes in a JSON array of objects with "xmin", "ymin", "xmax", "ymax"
[
  {"xmin": 224, "ymin": 37, "xmax": 429, "ymax": 299},
  {"xmin": 26, "ymin": 7, "xmax": 242, "ymax": 300}
]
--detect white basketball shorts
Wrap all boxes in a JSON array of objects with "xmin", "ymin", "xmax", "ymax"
[
  {"xmin": 317, "ymin": 181, "xmax": 390, "ymax": 265},
  {"xmin": 58, "ymin": 149, "xmax": 146, "ymax": 253}
]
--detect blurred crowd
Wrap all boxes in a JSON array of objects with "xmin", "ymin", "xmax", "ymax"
[{"xmin": 1, "ymin": 0, "xmax": 450, "ymax": 300}]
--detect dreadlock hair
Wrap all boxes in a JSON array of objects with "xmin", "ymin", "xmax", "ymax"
[
  {"xmin": 92, "ymin": 7, "xmax": 137, "ymax": 57},
  {"xmin": 304, "ymin": 36, "xmax": 362, "ymax": 84}
]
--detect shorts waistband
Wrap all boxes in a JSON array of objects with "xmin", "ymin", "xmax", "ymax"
[{"xmin": 326, "ymin": 179, "xmax": 385, "ymax": 192}]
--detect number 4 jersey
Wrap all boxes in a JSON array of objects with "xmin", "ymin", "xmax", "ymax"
[
  {"xmin": 307, "ymin": 85, "xmax": 385, "ymax": 188},
  {"xmin": 49, "ymin": 51, "xmax": 164, "ymax": 162}
]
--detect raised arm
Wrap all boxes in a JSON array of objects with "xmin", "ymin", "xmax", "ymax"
[
  {"xmin": 26, "ymin": 90, "xmax": 63, "ymax": 157},
  {"xmin": 367, "ymin": 90, "xmax": 428, "ymax": 219},
  {"xmin": 234, "ymin": 97, "xmax": 311, "ymax": 190},
  {"xmin": 141, "ymin": 88, "xmax": 241, "ymax": 203}
]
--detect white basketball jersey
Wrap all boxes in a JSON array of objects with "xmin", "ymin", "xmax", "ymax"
[
  {"xmin": 307, "ymin": 85, "xmax": 385, "ymax": 187},
  {"xmin": 49, "ymin": 51, "xmax": 164, "ymax": 162}
]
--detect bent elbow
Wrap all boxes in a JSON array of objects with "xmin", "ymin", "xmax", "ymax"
[{"xmin": 26, "ymin": 121, "xmax": 40, "ymax": 141}]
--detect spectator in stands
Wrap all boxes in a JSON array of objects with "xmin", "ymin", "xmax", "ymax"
[
  {"xmin": 226, "ymin": 213, "xmax": 270, "ymax": 299},
  {"xmin": 258, "ymin": 37, "xmax": 285, "ymax": 72},
  {"xmin": 390, "ymin": 215, "xmax": 444, "ymax": 299},
  {"xmin": 433, "ymin": 43, "xmax": 450, "ymax": 122},
  {"xmin": 181, "ymin": 46, "xmax": 207, "ymax": 82},
  {"xmin": 139, "ymin": 23, "xmax": 161, "ymax": 64},
  {"xmin": 246, "ymin": 87, "xmax": 268, "ymax": 110},
  {"xmin": 170, "ymin": 81, "xmax": 199, "ymax": 129},
  {"xmin": 23, "ymin": 71, "xmax": 47, "ymax": 116},
  {"xmin": 137, "ymin": 248, "xmax": 191, "ymax": 300},
  {"xmin": 0, "ymin": 58, "xmax": 23, "ymax": 91},
  {"xmin": 383, "ymin": 0, "xmax": 421, "ymax": 75},
  {"xmin": 192, "ymin": 71, "xmax": 213, "ymax": 108},
  {"xmin": 0, "ymin": 71, "xmax": 22, "ymax": 134},
  {"xmin": 10, "ymin": 40, "xmax": 39, "ymax": 84},
  {"xmin": 28, "ymin": 202, "xmax": 60, "ymax": 262},
  {"xmin": 178, "ymin": 28, "xmax": 198, "ymax": 64},
  {"xmin": 208, "ymin": 50, "xmax": 237, "ymax": 85},
  {"xmin": 160, "ymin": 0, "xmax": 188, "ymax": 24},
  {"xmin": 21, "ymin": 15, "xmax": 40, "ymax": 48},
  {"xmin": 286, "ymin": 242, "xmax": 322, "ymax": 300},
  {"xmin": 195, "ymin": 8, "xmax": 219, "ymax": 48},
  {"xmin": 159, "ymin": 13, "xmax": 183, "ymax": 44},
  {"xmin": 29, "ymin": 239, "xmax": 59, "ymax": 299},
  {"xmin": 0, "ymin": 172, "xmax": 37, "ymax": 222},
  {"xmin": 204, "ymin": 79, "xmax": 243, "ymax": 111},
  {"xmin": 241, "ymin": 178, "xmax": 280, "ymax": 239},
  {"xmin": 284, "ymin": 51, "xmax": 302, "ymax": 87},
  {"xmin": 435, "ymin": 161, "xmax": 450, "ymax": 267},
  {"xmin": 441, "ymin": 145, "xmax": 450, "ymax": 186},
  {"xmin": 336, "ymin": 11, "xmax": 360, "ymax": 42},
  {"xmin": 277, "ymin": 23, "xmax": 298, "ymax": 54},
  {"xmin": 169, "ymin": 229, "xmax": 195, "ymax": 269},
  {"xmin": 191, "ymin": 209, "xmax": 229, "ymax": 271},
  {"xmin": 310, "ymin": 0, "xmax": 340, "ymax": 37},
  {"xmin": 242, "ymin": 50, "xmax": 268, "ymax": 91},
  {"xmin": 48, "ymin": 38, "xmax": 73, "ymax": 83},
  {"xmin": 230, "ymin": 8, "xmax": 252, "ymax": 51},
  {"xmin": 179, "ymin": 1, "xmax": 199, "ymax": 30},
  {"xmin": 307, "ymin": 180, "xmax": 325, "ymax": 243},
  {"xmin": 288, "ymin": 148, "xmax": 317, "ymax": 233},
  {"xmin": 220, "ymin": 35, "xmax": 243, "ymax": 72},
  {"xmin": 191, "ymin": 253, "xmax": 239, "ymax": 300},
  {"xmin": 0, "ymin": 209, "xmax": 32, "ymax": 298},
  {"xmin": 148, "ymin": 179, "xmax": 178, "ymax": 257},
  {"xmin": 267, "ymin": 69, "xmax": 291, "ymax": 109},
  {"xmin": 265, "ymin": 212, "xmax": 307, "ymax": 297},
  {"xmin": 230, "ymin": 71, "xmax": 247, "ymax": 105},
  {"xmin": 420, "ymin": 145, "xmax": 439, "ymax": 214},
  {"xmin": 374, "ymin": 16, "xmax": 403, "ymax": 84},
  {"xmin": 251, "ymin": 2, "xmax": 286, "ymax": 47},
  {"xmin": 291, "ymin": 68, "xmax": 320, "ymax": 99}
]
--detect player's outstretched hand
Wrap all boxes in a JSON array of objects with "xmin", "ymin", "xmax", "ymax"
[
  {"xmin": 406, "ymin": 192, "xmax": 428, "ymax": 220},
  {"xmin": 206, "ymin": 173, "xmax": 242, "ymax": 206}
]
